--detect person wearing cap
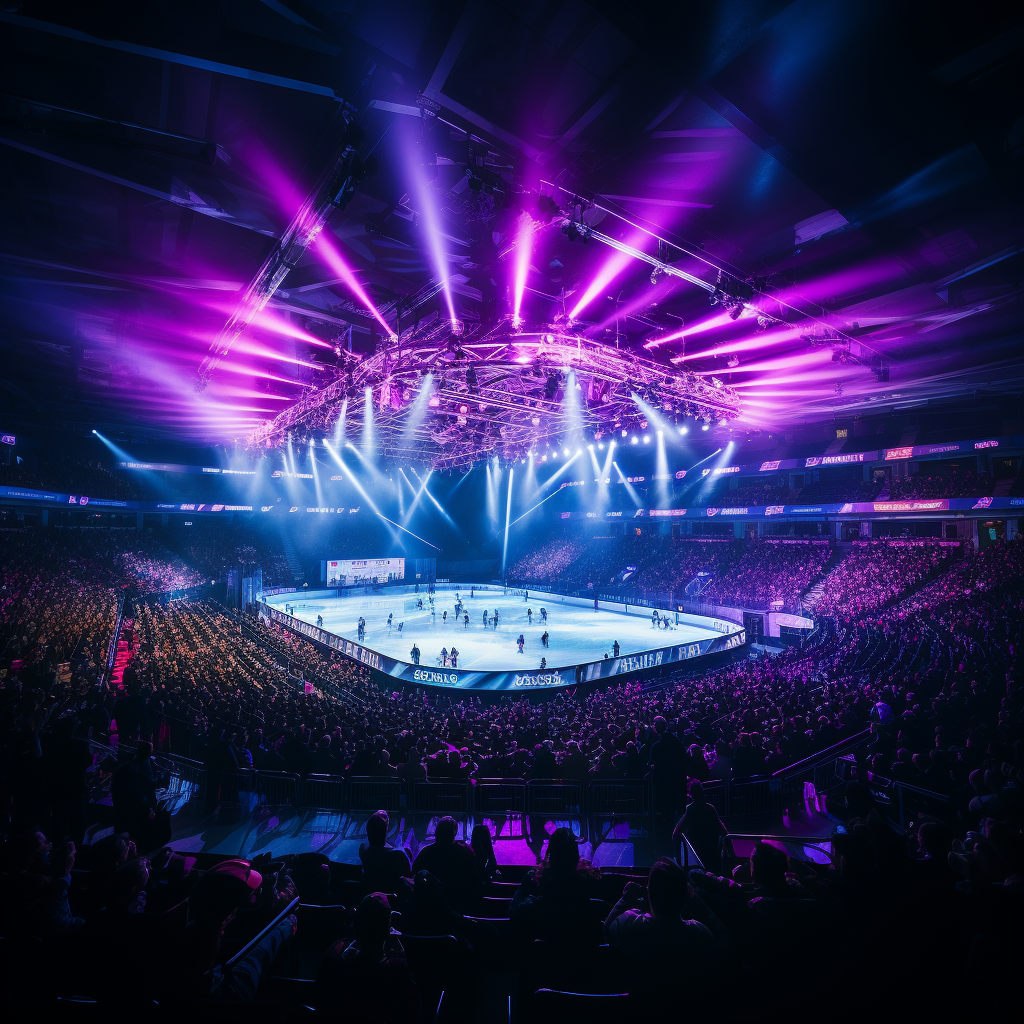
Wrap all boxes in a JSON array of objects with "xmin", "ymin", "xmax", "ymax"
[
  {"xmin": 167, "ymin": 858, "xmax": 297, "ymax": 1003},
  {"xmin": 315, "ymin": 893, "xmax": 420, "ymax": 1021}
]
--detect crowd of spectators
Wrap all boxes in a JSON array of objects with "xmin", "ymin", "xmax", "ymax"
[
  {"xmin": 508, "ymin": 538, "xmax": 585, "ymax": 582},
  {"xmin": 709, "ymin": 540, "xmax": 831, "ymax": 611},
  {"xmin": 812, "ymin": 540, "xmax": 952, "ymax": 618},
  {"xmin": 165, "ymin": 521, "xmax": 294, "ymax": 588},
  {"xmin": 0, "ymin": 452, "xmax": 141, "ymax": 500},
  {"xmin": 631, "ymin": 538, "xmax": 734, "ymax": 594},
  {"xmin": 888, "ymin": 469, "xmax": 994, "ymax": 500},
  {"xmin": 0, "ymin": 526, "xmax": 1020, "ymax": 1013}
]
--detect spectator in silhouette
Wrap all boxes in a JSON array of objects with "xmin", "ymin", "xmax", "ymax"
[
  {"xmin": 509, "ymin": 827, "xmax": 601, "ymax": 947},
  {"xmin": 672, "ymin": 781, "xmax": 728, "ymax": 872},
  {"xmin": 604, "ymin": 858, "xmax": 722, "ymax": 1012},
  {"xmin": 316, "ymin": 893, "xmax": 419, "ymax": 1022},
  {"xmin": 470, "ymin": 825, "xmax": 501, "ymax": 884},
  {"xmin": 411, "ymin": 816, "xmax": 479, "ymax": 913},
  {"xmin": 359, "ymin": 810, "xmax": 412, "ymax": 895},
  {"xmin": 649, "ymin": 716, "xmax": 684, "ymax": 820}
]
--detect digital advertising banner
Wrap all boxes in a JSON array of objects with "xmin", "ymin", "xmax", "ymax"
[{"xmin": 326, "ymin": 557, "xmax": 405, "ymax": 587}]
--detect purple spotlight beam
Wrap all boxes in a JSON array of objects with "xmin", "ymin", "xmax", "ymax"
[{"xmin": 314, "ymin": 233, "xmax": 396, "ymax": 339}]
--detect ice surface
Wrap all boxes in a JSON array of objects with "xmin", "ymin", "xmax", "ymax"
[{"xmin": 272, "ymin": 585, "xmax": 720, "ymax": 671}]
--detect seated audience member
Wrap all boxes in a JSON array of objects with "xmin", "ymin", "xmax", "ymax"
[
  {"xmin": 316, "ymin": 893, "xmax": 420, "ymax": 1022},
  {"xmin": 470, "ymin": 824, "xmax": 501, "ymax": 884},
  {"xmin": 359, "ymin": 810, "xmax": 412, "ymax": 893},
  {"xmin": 604, "ymin": 858, "xmax": 723, "ymax": 1010},
  {"xmin": 509, "ymin": 827, "xmax": 601, "ymax": 946},
  {"xmin": 410, "ymin": 816, "xmax": 480, "ymax": 912},
  {"xmin": 168, "ymin": 859, "xmax": 297, "ymax": 1003}
]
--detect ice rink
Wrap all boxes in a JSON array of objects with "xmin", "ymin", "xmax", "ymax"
[{"xmin": 269, "ymin": 585, "xmax": 721, "ymax": 671}]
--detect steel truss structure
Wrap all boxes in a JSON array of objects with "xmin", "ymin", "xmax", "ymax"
[{"xmin": 246, "ymin": 318, "xmax": 740, "ymax": 468}]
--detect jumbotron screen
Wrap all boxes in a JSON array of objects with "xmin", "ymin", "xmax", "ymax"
[{"xmin": 327, "ymin": 557, "xmax": 405, "ymax": 587}]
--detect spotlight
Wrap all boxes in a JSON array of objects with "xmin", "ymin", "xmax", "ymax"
[
  {"xmin": 598, "ymin": 442, "xmax": 604, "ymax": 450},
  {"xmin": 91, "ymin": 429, "xmax": 97, "ymax": 434},
  {"xmin": 451, "ymin": 318, "xmax": 465, "ymax": 336},
  {"xmin": 642, "ymin": 435, "xmax": 650, "ymax": 444},
  {"xmin": 631, "ymin": 435, "xmax": 639, "ymax": 445},
  {"xmin": 588, "ymin": 443, "xmax": 594, "ymax": 451},
  {"xmin": 563, "ymin": 448, "xmax": 570, "ymax": 456},
  {"xmin": 719, "ymin": 418, "xmax": 727, "ymax": 426},
  {"xmin": 459, "ymin": 404, "xmax": 469, "ymax": 415},
  {"xmin": 679, "ymin": 425, "xmax": 689, "ymax": 435},
  {"xmin": 657, "ymin": 430, "xmax": 663, "ymax": 437},
  {"xmin": 428, "ymin": 395, "xmax": 441, "ymax": 408},
  {"xmin": 531, "ymin": 415, "xmax": 540, "ymax": 426},
  {"xmin": 701, "ymin": 423, "xmax": 710, "ymax": 431},
  {"xmin": 621, "ymin": 428, "xmax": 627, "ymax": 437}
]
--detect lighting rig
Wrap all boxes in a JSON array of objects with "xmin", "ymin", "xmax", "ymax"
[{"xmin": 246, "ymin": 319, "xmax": 741, "ymax": 469}]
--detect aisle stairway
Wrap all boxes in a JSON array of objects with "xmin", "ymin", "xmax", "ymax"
[
  {"xmin": 109, "ymin": 618, "xmax": 134, "ymax": 689},
  {"xmin": 280, "ymin": 532, "xmax": 306, "ymax": 586},
  {"xmin": 800, "ymin": 546, "xmax": 844, "ymax": 614}
]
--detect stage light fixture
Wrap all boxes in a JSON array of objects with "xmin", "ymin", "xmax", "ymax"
[
  {"xmin": 587, "ymin": 443, "xmax": 594, "ymax": 451},
  {"xmin": 631, "ymin": 435, "xmax": 638, "ymax": 444},
  {"xmin": 621, "ymin": 428, "xmax": 628, "ymax": 437},
  {"xmin": 598, "ymin": 442, "xmax": 604, "ymax": 450},
  {"xmin": 680, "ymin": 425, "xmax": 689, "ymax": 435},
  {"xmin": 702, "ymin": 423, "xmax": 710, "ymax": 431},
  {"xmin": 643, "ymin": 435, "xmax": 650, "ymax": 444},
  {"xmin": 563, "ymin": 448, "xmax": 570, "ymax": 456}
]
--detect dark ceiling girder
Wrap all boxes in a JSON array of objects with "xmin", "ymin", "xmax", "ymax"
[
  {"xmin": 0, "ymin": 12, "xmax": 345, "ymax": 101},
  {"xmin": 0, "ymin": 127, "xmax": 281, "ymax": 235},
  {"xmin": 421, "ymin": 0, "xmax": 483, "ymax": 101}
]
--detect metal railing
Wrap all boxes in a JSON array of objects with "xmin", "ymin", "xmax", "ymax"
[{"xmin": 155, "ymin": 751, "xmax": 911, "ymax": 826}]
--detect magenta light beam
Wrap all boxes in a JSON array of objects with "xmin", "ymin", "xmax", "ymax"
[
  {"xmin": 512, "ymin": 214, "xmax": 534, "ymax": 328},
  {"xmin": 568, "ymin": 247, "xmax": 635, "ymax": 321},
  {"xmin": 314, "ymin": 233, "xmax": 396, "ymax": 339}
]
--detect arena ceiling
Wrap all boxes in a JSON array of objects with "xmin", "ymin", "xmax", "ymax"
[{"xmin": 0, "ymin": 2, "xmax": 1022, "ymax": 454}]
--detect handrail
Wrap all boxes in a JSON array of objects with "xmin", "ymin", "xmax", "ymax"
[
  {"xmin": 772, "ymin": 728, "xmax": 872, "ymax": 780},
  {"xmin": 725, "ymin": 833, "xmax": 831, "ymax": 844},
  {"xmin": 224, "ymin": 895, "xmax": 300, "ymax": 969}
]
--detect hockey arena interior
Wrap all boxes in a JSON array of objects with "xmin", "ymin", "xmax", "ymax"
[{"xmin": 1, "ymin": 3, "xmax": 1022, "ymax": 1018}]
